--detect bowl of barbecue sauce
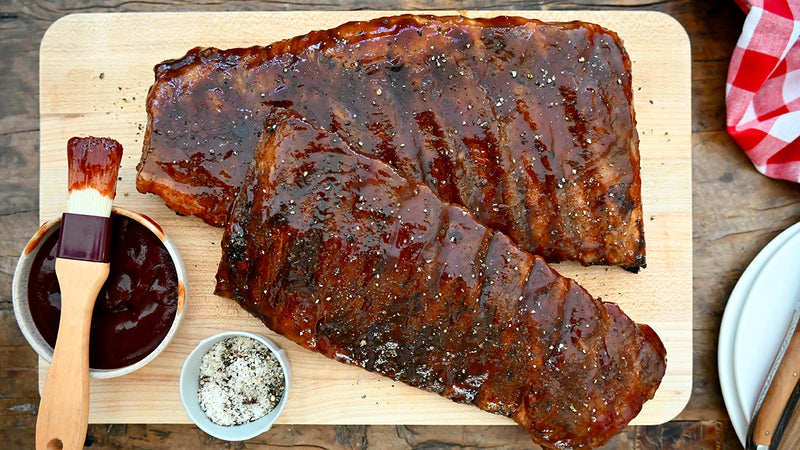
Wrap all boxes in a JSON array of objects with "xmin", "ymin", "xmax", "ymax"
[{"xmin": 12, "ymin": 206, "xmax": 187, "ymax": 378}]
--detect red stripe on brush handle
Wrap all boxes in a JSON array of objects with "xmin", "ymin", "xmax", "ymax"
[
  {"xmin": 67, "ymin": 137, "xmax": 123, "ymax": 198},
  {"xmin": 56, "ymin": 213, "xmax": 113, "ymax": 262}
]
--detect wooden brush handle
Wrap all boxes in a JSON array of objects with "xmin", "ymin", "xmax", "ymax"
[
  {"xmin": 36, "ymin": 258, "xmax": 109, "ymax": 450},
  {"xmin": 752, "ymin": 324, "xmax": 800, "ymax": 446}
]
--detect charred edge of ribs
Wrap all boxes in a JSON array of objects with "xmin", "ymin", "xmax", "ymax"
[
  {"xmin": 137, "ymin": 13, "xmax": 645, "ymax": 268},
  {"xmin": 214, "ymin": 110, "xmax": 665, "ymax": 449}
]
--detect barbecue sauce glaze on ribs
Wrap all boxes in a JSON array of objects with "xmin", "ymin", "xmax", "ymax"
[
  {"xmin": 215, "ymin": 111, "xmax": 666, "ymax": 449},
  {"xmin": 138, "ymin": 14, "xmax": 645, "ymax": 268}
]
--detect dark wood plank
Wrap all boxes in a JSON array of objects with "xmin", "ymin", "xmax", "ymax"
[{"xmin": 778, "ymin": 403, "xmax": 800, "ymax": 450}]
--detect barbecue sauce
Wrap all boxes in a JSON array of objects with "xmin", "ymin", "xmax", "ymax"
[
  {"xmin": 66, "ymin": 136, "xmax": 123, "ymax": 197},
  {"xmin": 137, "ymin": 14, "xmax": 645, "ymax": 268},
  {"xmin": 28, "ymin": 213, "xmax": 179, "ymax": 369}
]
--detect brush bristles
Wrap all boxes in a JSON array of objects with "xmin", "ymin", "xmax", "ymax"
[
  {"xmin": 66, "ymin": 137, "xmax": 123, "ymax": 203},
  {"xmin": 66, "ymin": 188, "xmax": 114, "ymax": 217}
]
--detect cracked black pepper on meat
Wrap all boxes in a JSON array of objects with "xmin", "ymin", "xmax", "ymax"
[{"xmin": 136, "ymin": 14, "xmax": 645, "ymax": 268}]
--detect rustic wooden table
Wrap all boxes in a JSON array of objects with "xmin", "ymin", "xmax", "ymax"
[{"xmin": 2, "ymin": 0, "xmax": 799, "ymax": 448}]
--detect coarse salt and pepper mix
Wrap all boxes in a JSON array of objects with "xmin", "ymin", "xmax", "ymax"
[{"xmin": 197, "ymin": 336, "xmax": 285, "ymax": 426}]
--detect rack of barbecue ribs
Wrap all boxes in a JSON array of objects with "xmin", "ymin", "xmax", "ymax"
[
  {"xmin": 214, "ymin": 110, "xmax": 665, "ymax": 450},
  {"xmin": 136, "ymin": 14, "xmax": 645, "ymax": 268}
]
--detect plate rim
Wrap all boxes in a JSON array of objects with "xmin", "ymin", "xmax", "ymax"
[
  {"xmin": 733, "ymin": 226, "xmax": 800, "ymax": 426},
  {"xmin": 719, "ymin": 222, "xmax": 800, "ymax": 445}
]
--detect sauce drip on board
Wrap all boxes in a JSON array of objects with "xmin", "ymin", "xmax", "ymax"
[{"xmin": 28, "ymin": 213, "xmax": 179, "ymax": 369}]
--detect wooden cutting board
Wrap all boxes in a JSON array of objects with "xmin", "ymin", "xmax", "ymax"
[{"xmin": 39, "ymin": 11, "xmax": 691, "ymax": 426}]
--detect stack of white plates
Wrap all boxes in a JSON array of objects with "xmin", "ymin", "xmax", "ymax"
[{"xmin": 719, "ymin": 222, "xmax": 800, "ymax": 445}]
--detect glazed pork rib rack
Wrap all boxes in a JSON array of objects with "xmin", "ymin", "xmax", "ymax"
[
  {"xmin": 137, "ymin": 14, "xmax": 645, "ymax": 268},
  {"xmin": 214, "ymin": 111, "xmax": 666, "ymax": 450}
]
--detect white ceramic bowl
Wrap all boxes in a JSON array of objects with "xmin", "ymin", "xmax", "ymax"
[
  {"xmin": 12, "ymin": 206, "xmax": 188, "ymax": 379},
  {"xmin": 180, "ymin": 331, "xmax": 291, "ymax": 441}
]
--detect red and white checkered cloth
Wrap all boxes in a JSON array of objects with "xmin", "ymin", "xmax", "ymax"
[{"xmin": 727, "ymin": 0, "xmax": 800, "ymax": 183}]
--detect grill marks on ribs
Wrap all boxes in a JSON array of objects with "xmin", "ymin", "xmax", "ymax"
[
  {"xmin": 138, "ymin": 14, "xmax": 645, "ymax": 267},
  {"xmin": 214, "ymin": 111, "xmax": 666, "ymax": 449}
]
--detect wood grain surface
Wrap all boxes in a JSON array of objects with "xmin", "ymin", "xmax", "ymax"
[
  {"xmin": 2, "ymin": 0, "xmax": 799, "ymax": 449},
  {"xmin": 36, "ymin": 10, "xmax": 690, "ymax": 427}
]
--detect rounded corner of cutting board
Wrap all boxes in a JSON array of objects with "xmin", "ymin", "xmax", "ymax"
[
  {"xmin": 632, "ymin": 346, "xmax": 693, "ymax": 426},
  {"xmin": 41, "ymin": 14, "xmax": 87, "ymax": 51},
  {"xmin": 659, "ymin": 377, "xmax": 693, "ymax": 425},
  {"xmin": 645, "ymin": 11, "xmax": 691, "ymax": 51}
]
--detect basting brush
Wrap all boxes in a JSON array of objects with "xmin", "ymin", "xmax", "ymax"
[{"xmin": 36, "ymin": 137, "xmax": 123, "ymax": 450}]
